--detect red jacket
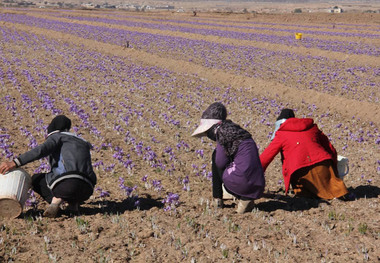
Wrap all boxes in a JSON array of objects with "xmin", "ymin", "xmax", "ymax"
[{"xmin": 260, "ymin": 118, "xmax": 337, "ymax": 194}]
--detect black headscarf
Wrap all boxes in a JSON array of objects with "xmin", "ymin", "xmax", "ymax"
[
  {"xmin": 201, "ymin": 102, "xmax": 251, "ymax": 156},
  {"xmin": 47, "ymin": 115, "xmax": 71, "ymax": 134},
  {"xmin": 206, "ymin": 123, "xmax": 219, "ymax": 141},
  {"xmin": 216, "ymin": 120, "xmax": 251, "ymax": 157},
  {"xmin": 276, "ymin": 109, "xmax": 295, "ymax": 121}
]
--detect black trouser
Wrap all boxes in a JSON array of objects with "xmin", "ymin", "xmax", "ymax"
[
  {"xmin": 211, "ymin": 150, "xmax": 251, "ymax": 201},
  {"xmin": 212, "ymin": 150, "xmax": 224, "ymax": 199},
  {"xmin": 32, "ymin": 173, "xmax": 93, "ymax": 204}
]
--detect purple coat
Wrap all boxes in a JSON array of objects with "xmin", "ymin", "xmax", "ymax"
[{"xmin": 215, "ymin": 138, "xmax": 265, "ymax": 199}]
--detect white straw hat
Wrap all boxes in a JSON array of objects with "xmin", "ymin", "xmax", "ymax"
[{"xmin": 191, "ymin": 119, "xmax": 222, "ymax": 137}]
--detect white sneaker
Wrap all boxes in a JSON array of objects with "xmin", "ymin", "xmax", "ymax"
[{"xmin": 236, "ymin": 199, "xmax": 255, "ymax": 214}]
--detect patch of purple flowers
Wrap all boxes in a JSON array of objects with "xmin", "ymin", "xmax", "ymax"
[
  {"xmin": 95, "ymin": 186, "xmax": 110, "ymax": 198},
  {"xmin": 162, "ymin": 192, "xmax": 180, "ymax": 212}
]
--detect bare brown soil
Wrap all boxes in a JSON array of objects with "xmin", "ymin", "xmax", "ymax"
[{"xmin": 0, "ymin": 8, "xmax": 379, "ymax": 263}]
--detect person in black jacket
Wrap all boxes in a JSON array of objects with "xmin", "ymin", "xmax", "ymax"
[{"xmin": 0, "ymin": 115, "xmax": 97, "ymax": 218}]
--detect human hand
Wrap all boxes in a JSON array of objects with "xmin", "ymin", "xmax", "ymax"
[{"xmin": 0, "ymin": 161, "xmax": 16, "ymax": 175}]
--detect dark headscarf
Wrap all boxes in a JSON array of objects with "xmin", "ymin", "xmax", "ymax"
[
  {"xmin": 216, "ymin": 120, "xmax": 251, "ymax": 157},
  {"xmin": 201, "ymin": 102, "xmax": 251, "ymax": 156},
  {"xmin": 201, "ymin": 102, "xmax": 227, "ymax": 120},
  {"xmin": 276, "ymin": 109, "xmax": 295, "ymax": 121},
  {"xmin": 47, "ymin": 115, "xmax": 71, "ymax": 134}
]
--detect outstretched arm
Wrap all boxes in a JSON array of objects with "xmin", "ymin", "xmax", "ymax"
[
  {"xmin": 11, "ymin": 136, "xmax": 59, "ymax": 170},
  {"xmin": 259, "ymin": 137, "xmax": 282, "ymax": 172}
]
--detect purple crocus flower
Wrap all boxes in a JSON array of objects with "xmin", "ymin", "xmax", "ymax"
[{"xmin": 162, "ymin": 192, "xmax": 180, "ymax": 212}]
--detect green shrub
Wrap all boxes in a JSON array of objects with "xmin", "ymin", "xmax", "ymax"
[{"xmin": 358, "ymin": 223, "xmax": 368, "ymax": 234}]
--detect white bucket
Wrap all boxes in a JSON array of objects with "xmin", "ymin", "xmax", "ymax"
[
  {"xmin": 0, "ymin": 168, "xmax": 32, "ymax": 219},
  {"xmin": 337, "ymin": 155, "xmax": 349, "ymax": 178}
]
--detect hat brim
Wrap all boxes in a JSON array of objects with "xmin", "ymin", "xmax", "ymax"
[{"xmin": 191, "ymin": 119, "xmax": 222, "ymax": 137}]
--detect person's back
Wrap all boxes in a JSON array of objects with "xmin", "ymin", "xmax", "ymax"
[
  {"xmin": 220, "ymin": 138, "xmax": 264, "ymax": 200},
  {"xmin": 270, "ymin": 118, "xmax": 335, "ymax": 179},
  {"xmin": 48, "ymin": 132, "xmax": 96, "ymax": 187},
  {"xmin": 260, "ymin": 109, "xmax": 348, "ymax": 200}
]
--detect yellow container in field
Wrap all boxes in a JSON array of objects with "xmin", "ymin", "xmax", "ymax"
[{"xmin": 295, "ymin": 33, "xmax": 303, "ymax": 40}]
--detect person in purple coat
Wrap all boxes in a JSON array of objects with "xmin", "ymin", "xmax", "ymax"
[{"xmin": 192, "ymin": 102, "xmax": 265, "ymax": 213}]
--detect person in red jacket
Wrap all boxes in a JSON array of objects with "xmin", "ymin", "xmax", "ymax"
[{"xmin": 260, "ymin": 109, "xmax": 348, "ymax": 200}]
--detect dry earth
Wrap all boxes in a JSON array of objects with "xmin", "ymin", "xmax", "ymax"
[{"xmin": 0, "ymin": 8, "xmax": 379, "ymax": 263}]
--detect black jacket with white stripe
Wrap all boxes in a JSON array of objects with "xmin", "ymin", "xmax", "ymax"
[{"xmin": 14, "ymin": 132, "xmax": 97, "ymax": 189}]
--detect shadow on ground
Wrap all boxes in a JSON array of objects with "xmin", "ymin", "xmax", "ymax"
[
  {"xmin": 22, "ymin": 193, "xmax": 163, "ymax": 219},
  {"xmin": 22, "ymin": 185, "xmax": 379, "ymax": 218},
  {"xmin": 256, "ymin": 185, "xmax": 380, "ymax": 213},
  {"xmin": 349, "ymin": 185, "xmax": 380, "ymax": 199},
  {"xmin": 81, "ymin": 194, "xmax": 164, "ymax": 216}
]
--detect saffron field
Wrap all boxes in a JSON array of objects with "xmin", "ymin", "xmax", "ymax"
[{"xmin": 0, "ymin": 8, "xmax": 379, "ymax": 262}]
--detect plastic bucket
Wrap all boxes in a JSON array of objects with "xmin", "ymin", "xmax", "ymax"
[
  {"xmin": 0, "ymin": 168, "xmax": 32, "ymax": 219},
  {"xmin": 337, "ymin": 155, "xmax": 349, "ymax": 179},
  {"xmin": 295, "ymin": 33, "xmax": 303, "ymax": 40}
]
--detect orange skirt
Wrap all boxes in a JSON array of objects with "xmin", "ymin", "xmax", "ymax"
[{"xmin": 290, "ymin": 160, "xmax": 348, "ymax": 200}]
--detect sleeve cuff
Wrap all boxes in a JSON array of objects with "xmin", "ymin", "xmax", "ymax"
[{"xmin": 13, "ymin": 159, "xmax": 21, "ymax": 167}]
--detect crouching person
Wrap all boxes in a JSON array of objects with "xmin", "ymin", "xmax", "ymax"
[
  {"xmin": 0, "ymin": 115, "xmax": 97, "ymax": 218},
  {"xmin": 260, "ymin": 109, "xmax": 348, "ymax": 200},
  {"xmin": 192, "ymin": 102, "xmax": 265, "ymax": 213}
]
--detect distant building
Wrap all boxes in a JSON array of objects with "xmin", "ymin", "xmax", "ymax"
[
  {"xmin": 2, "ymin": 0, "xmax": 35, "ymax": 7},
  {"xmin": 117, "ymin": 4, "xmax": 139, "ymax": 11},
  {"xmin": 81, "ymin": 3, "xmax": 95, "ymax": 9},
  {"xmin": 330, "ymin": 6, "xmax": 343, "ymax": 13},
  {"xmin": 156, "ymin": 5, "xmax": 174, "ymax": 10}
]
